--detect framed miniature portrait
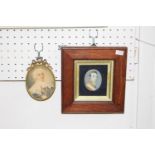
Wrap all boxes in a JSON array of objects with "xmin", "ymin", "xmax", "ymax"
[
  {"xmin": 74, "ymin": 60, "xmax": 114, "ymax": 102},
  {"xmin": 26, "ymin": 58, "xmax": 55, "ymax": 101},
  {"xmin": 62, "ymin": 47, "xmax": 127, "ymax": 113}
]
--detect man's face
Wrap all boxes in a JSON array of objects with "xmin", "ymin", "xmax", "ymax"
[{"xmin": 90, "ymin": 72, "xmax": 98, "ymax": 84}]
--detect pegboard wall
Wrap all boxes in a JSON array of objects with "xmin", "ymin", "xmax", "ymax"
[{"xmin": 0, "ymin": 26, "xmax": 138, "ymax": 81}]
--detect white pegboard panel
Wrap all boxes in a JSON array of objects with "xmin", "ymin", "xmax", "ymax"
[{"xmin": 0, "ymin": 27, "xmax": 137, "ymax": 81}]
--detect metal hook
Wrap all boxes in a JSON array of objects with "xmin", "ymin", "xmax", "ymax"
[
  {"xmin": 34, "ymin": 43, "xmax": 43, "ymax": 58},
  {"xmin": 89, "ymin": 29, "xmax": 98, "ymax": 46}
]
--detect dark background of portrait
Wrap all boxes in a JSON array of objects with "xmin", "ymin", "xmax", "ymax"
[{"xmin": 79, "ymin": 65, "xmax": 108, "ymax": 96}]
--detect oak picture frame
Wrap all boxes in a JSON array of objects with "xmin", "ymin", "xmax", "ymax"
[{"xmin": 61, "ymin": 47, "xmax": 127, "ymax": 114}]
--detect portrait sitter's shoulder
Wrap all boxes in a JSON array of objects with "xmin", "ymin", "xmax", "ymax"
[{"xmin": 85, "ymin": 82, "xmax": 95, "ymax": 91}]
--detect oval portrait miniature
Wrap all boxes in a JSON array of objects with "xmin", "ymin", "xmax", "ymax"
[
  {"xmin": 26, "ymin": 59, "xmax": 55, "ymax": 101},
  {"xmin": 84, "ymin": 69, "xmax": 102, "ymax": 91}
]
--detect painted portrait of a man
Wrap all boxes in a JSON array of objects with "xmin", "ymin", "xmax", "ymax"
[{"xmin": 84, "ymin": 69, "xmax": 102, "ymax": 92}]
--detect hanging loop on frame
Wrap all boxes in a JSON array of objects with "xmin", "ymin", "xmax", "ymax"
[{"xmin": 34, "ymin": 43, "xmax": 44, "ymax": 59}]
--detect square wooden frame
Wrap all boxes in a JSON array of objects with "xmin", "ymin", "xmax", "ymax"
[{"xmin": 61, "ymin": 47, "xmax": 127, "ymax": 114}]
